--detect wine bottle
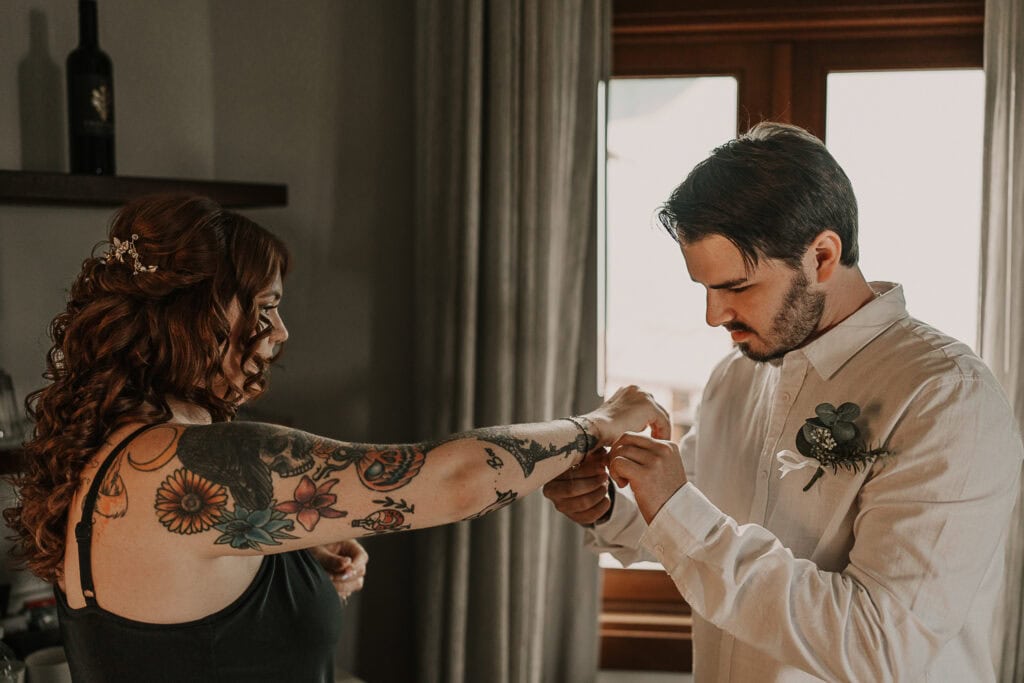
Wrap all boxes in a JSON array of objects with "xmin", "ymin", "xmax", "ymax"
[{"xmin": 66, "ymin": 0, "xmax": 115, "ymax": 175}]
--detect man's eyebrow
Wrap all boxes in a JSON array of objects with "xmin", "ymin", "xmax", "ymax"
[{"xmin": 705, "ymin": 278, "xmax": 749, "ymax": 290}]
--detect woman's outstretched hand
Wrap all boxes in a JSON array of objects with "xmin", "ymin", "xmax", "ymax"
[
  {"xmin": 310, "ymin": 539, "xmax": 369, "ymax": 603},
  {"xmin": 583, "ymin": 385, "xmax": 672, "ymax": 446}
]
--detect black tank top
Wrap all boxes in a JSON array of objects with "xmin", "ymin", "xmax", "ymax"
[{"xmin": 56, "ymin": 424, "xmax": 344, "ymax": 682}]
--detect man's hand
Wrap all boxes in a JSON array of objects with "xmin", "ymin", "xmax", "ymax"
[
  {"xmin": 310, "ymin": 539, "xmax": 369, "ymax": 602},
  {"xmin": 608, "ymin": 432, "xmax": 688, "ymax": 524},
  {"xmin": 543, "ymin": 448, "xmax": 611, "ymax": 525}
]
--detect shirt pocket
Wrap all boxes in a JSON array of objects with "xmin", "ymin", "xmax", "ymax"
[{"xmin": 767, "ymin": 458, "xmax": 869, "ymax": 566}]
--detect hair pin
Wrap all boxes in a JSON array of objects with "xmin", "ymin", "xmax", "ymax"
[{"xmin": 101, "ymin": 234, "xmax": 158, "ymax": 275}]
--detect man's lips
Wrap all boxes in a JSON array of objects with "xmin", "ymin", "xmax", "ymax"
[{"xmin": 730, "ymin": 329, "xmax": 752, "ymax": 342}]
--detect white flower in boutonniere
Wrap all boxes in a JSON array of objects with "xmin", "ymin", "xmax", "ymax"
[{"xmin": 776, "ymin": 402, "xmax": 889, "ymax": 492}]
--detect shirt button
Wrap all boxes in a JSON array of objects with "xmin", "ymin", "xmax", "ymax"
[
  {"xmin": 655, "ymin": 544, "xmax": 665, "ymax": 553},
  {"xmin": 760, "ymin": 470, "xmax": 769, "ymax": 479},
  {"xmin": 781, "ymin": 392, "xmax": 791, "ymax": 402}
]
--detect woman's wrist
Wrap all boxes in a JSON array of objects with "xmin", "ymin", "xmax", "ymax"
[
  {"xmin": 580, "ymin": 412, "xmax": 608, "ymax": 447},
  {"xmin": 561, "ymin": 415, "xmax": 600, "ymax": 468}
]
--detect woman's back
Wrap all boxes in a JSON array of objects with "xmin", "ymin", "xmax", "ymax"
[{"xmin": 57, "ymin": 424, "xmax": 342, "ymax": 683}]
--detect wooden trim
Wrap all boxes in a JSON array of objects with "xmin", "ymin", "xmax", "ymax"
[
  {"xmin": 613, "ymin": 1, "xmax": 983, "ymax": 42},
  {"xmin": 603, "ymin": 566, "xmax": 691, "ymax": 611},
  {"xmin": 612, "ymin": 3, "xmax": 983, "ymax": 136},
  {"xmin": 600, "ymin": 568, "xmax": 693, "ymax": 672},
  {"xmin": 791, "ymin": 33, "xmax": 982, "ymax": 138},
  {"xmin": 772, "ymin": 43, "xmax": 794, "ymax": 123}
]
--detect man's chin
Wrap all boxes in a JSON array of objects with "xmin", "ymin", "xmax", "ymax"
[{"xmin": 735, "ymin": 340, "xmax": 787, "ymax": 364}]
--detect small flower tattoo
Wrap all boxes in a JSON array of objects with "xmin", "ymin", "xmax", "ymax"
[{"xmin": 274, "ymin": 476, "xmax": 348, "ymax": 532}]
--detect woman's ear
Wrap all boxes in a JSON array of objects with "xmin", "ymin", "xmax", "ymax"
[{"xmin": 808, "ymin": 230, "xmax": 842, "ymax": 284}]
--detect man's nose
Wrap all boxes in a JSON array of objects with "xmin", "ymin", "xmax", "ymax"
[{"xmin": 705, "ymin": 291, "xmax": 734, "ymax": 328}]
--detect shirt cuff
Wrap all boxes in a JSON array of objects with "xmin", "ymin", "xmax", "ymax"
[
  {"xmin": 639, "ymin": 482, "xmax": 727, "ymax": 572},
  {"xmin": 593, "ymin": 481, "xmax": 643, "ymax": 538},
  {"xmin": 583, "ymin": 482, "xmax": 654, "ymax": 566}
]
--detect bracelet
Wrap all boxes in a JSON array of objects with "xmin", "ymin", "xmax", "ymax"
[{"xmin": 561, "ymin": 416, "xmax": 593, "ymax": 470}]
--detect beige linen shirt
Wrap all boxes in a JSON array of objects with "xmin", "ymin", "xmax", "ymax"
[{"xmin": 587, "ymin": 283, "xmax": 1024, "ymax": 682}]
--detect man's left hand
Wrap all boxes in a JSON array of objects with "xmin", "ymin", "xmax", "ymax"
[
  {"xmin": 310, "ymin": 539, "xmax": 369, "ymax": 602},
  {"xmin": 608, "ymin": 432, "xmax": 688, "ymax": 524}
]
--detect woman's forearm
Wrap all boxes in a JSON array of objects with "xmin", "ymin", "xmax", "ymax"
[{"xmin": 428, "ymin": 417, "xmax": 599, "ymax": 521}]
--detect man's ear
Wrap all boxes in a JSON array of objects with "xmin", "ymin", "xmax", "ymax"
[{"xmin": 808, "ymin": 230, "xmax": 842, "ymax": 284}]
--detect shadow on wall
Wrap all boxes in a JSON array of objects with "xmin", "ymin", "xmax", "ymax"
[{"xmin": 18, "ymin": 8, "xmax": 65, "ymax": 172}]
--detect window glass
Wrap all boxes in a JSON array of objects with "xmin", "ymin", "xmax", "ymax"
[{"xmin": 826, "ymin": 69, "xmax": 985, "ymax": 348}]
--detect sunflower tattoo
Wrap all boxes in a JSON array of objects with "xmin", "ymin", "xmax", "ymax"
[{"xmin": 155, "ymin": 468, "xmax": 229, "ymax": 534}]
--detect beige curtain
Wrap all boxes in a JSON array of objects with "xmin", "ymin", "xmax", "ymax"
[
  {"xmin": 979, "ymin": 0, "xmax": 1024, "ymax": 680},
  {"xmin": 407, "ymin": 1, "xmax": 609, "ymax": 682}
]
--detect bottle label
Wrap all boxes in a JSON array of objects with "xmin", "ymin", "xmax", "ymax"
[{"xmin": 72, "ymin": 74, "xmax": 115, "ymax": 137}]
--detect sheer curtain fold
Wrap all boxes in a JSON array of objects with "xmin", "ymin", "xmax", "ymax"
[
  {"xmin": 412, "ymin": 1, "xmax": 610, "ymax": 682},
  {"xmin": 980, "ymin": 0, "xmax": 1024, "ymax": 680}
]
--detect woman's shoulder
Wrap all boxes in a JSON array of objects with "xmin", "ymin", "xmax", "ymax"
[{"xmin": 96, "ymin": 420, "xmax": 303, "ymax": 472}]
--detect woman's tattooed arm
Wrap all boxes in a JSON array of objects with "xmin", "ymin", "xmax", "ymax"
[{"xmin": 139, "ymin": 418, "xmax": 598, "ymax": 551}]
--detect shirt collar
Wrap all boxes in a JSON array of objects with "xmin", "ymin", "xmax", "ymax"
[{"xmin": 796, "ymin": 282, "xmax": 909, "ymax": 380}]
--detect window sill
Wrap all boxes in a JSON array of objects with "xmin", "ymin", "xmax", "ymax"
[{"xmin": 600, "ymin": 567, "xmax": 692, "ymax": 672}]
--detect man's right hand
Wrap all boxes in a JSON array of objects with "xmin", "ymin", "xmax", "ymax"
[{"xmin": 543, "ymin": 448, "xmax": 613, "ymax": 526}]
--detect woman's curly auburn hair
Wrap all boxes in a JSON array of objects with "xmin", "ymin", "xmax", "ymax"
[{"xmin": 3, "ymin": 194, "xmax": 291, "ymax": 583}]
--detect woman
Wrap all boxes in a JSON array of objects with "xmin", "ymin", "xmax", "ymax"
[{"xmin": 4, "ymin": 195, "xmax": 668, "ymax": 682}]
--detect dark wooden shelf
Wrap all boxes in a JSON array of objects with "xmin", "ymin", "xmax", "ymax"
[{"xmin": 0, "ymin": 170, "xmax": 287, "ymax": 209}]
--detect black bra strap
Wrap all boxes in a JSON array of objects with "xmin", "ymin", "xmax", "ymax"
[{"xmin": 74, "ymin": 423, "xmax": 159, "ymax": 607}]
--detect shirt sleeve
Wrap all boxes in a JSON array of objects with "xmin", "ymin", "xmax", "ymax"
[
  {"xmin": 640, "ymin": 376, "xmax": 1024, "ymax": 681},
  {"xmin": 584, "ymin": 414, "xmax": 701, "ymax": 566},
  {"xmin": 583, "ymin": 482, "xmax": 653, "ymax": 565}
]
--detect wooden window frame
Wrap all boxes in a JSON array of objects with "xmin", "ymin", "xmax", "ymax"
[{"xmin": 599, "ymin": 0, "xmax": 982, "ymax": 673}]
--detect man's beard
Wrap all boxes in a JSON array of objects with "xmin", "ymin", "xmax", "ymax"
[{"xmin": 734, "ymin": 269, "xmax": 825, "ymax": 363}]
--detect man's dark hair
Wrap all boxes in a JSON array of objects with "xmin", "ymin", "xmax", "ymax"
[{"xmin": 657, "ymin": 121, "xmax": 859, "ymax": 269}]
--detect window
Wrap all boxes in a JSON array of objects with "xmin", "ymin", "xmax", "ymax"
[
  {"xmin": 599, "ymin": 0, "xmax": 984, "ymax": 673},
  {"xmin": 605, "ymin": 76, "xmax": 738, "ymax": 439}
]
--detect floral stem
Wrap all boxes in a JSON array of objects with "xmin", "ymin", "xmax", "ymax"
[{"xmin": 802, "ymin": 467, "xmax": 825, "ymax": 491}]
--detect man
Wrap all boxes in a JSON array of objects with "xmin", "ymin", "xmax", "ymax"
[{"xmin": 545, "ymin": 122, "xmax": 1024, "ymax": 681}]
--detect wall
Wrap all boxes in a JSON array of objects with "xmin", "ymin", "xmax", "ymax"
[{"xmin": 0, "ymin": 0, "xmax": 417, "ymax": 674}]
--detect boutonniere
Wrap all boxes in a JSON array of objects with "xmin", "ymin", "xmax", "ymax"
[{"xmin": 776, "ymin": 402, "xmax": 889, "ymax": 491}]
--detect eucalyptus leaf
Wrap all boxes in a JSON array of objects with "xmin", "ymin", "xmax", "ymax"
[
  {"xmin": 831, "ymin": 421, "xmax": 856, "ymax": 442},
  {"xmin": 815, "ymin": 403, "xmax": 837, "ymax": 425},
  {"xmin": 836, "ymin": 402, "xmax": 861, "ymax": 421},
  {"xmin": 795, "ymin": 427, "xmax": 814, "ymax": 458},
  {"xmin": 801, "ymin": 422, "xmax": 818, "ymax": 443}
]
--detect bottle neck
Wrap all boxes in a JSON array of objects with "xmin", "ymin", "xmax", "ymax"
[{"xmin": 78, "ymin": 0, "xmax": 99, "ymax": 47}]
